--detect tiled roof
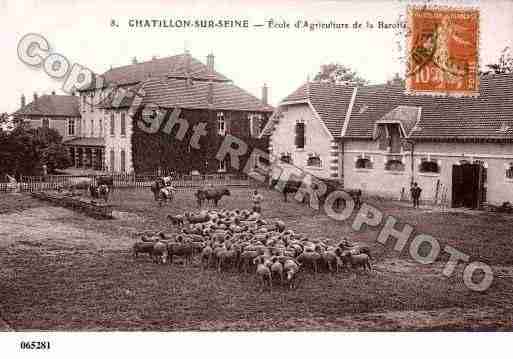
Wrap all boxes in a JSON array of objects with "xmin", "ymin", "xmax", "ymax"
[
  {"xmin": 63, "ymin": 137, "xmax": 105, "ymax": 147},
  {"xmin": 14, "ymin": 95, "xmax": 80, "ymax": 117},
  {"xmin": 86, "ymin": 54, "xmax": 230, "ymax": 90},
  {"xmin": 101, "ymin": 77, "xmax": 273, "ymax": 113},
  {"xmin": 345, "ymin": 73, "xmax": 513, "ymax": 140},
  {"xmin": 264, "ymin": 82, "xmax": 355, "ymax": 138}
]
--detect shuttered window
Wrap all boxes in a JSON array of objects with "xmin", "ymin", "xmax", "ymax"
[
  {"xmin": 121, "ymin": 112, "xmax": 126, "ymax": 136},
  {"xmin": 120, "ymin": 150, "xmax": 126, "ymax": 173},
  {"xmin": 295, "ymin": 122, "xmax": 305, "ymax": 149},
  {"xmin": 110, "ymin": 113, "xmax": 115, "ymax": 136},
  {"xmin": 110, "ymin": 149, "xmax": 115, "ymax": 172}
]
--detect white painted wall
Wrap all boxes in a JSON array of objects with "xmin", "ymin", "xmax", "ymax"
[
  {"xmin": 270, "ymin": 103, "xmax": 333, "ymax": 179},
  {"xmin": 343, "ymin": 139, "xmax": 513, "ymax": 206}
]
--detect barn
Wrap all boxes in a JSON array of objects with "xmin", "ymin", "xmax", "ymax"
[{"xmin": 263, "ymin": 73, "xmax": 513, "ymax": 208}]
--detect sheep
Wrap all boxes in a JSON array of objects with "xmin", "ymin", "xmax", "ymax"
[
  {"xmin": 167, "ymin": 214, "xmax": 185, "ymax": 227},
  {"xmin": 133, "ymin": 242, "xmax": 155, "ymax": 259},
  {"xmin": 270, "ymin": 257, "xmax": 284, "ymax": 285},
  {"xmin": 344, "ymin": 253, "xmax": 372, "ymax": 271},
  {"xmin": 152, "ymin": 241, "xmax": 168, "ymax": 264},
  {"xmin": 296, "ymin": 250, "xmax": 321, "ymax": 273},
  {"xmin": 238, "ymin": 250, "xmax": 259, "ymax": 273},
  {"xmin": 283, "ymin": 259, "xmax": 301, "ymax": 289},
  {"xmin": 167, "ymin": 240, "xmax": 194, "ymax": 266},
  {"xmin": 254, "ymin": 256, "xmax": 272, "ymax": 291}
]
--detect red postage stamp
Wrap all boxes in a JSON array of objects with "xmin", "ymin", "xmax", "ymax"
[{"xmin": 405, "ymin": 5, "xmax": 480, "ymax": 97}]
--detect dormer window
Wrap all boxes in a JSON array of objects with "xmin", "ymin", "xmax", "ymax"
[{"xmin": 217, "ymin": 112, "xmax": 226, "ymax": 136}]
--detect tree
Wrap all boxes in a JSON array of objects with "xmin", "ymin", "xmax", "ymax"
[
  {"xmin": 387, "ymin": 72, "xmax": 406, "ymax": 86},
  {"xmin": 484, "ymin": 47, "xmax": 513, "ymax": 74},
  {"xmin": 0, "ymin": 126, "xmax": 70, "ymax": 176},
  {"xmin": 313, "ymin": 63, "xmax": 369, "ymax": 86}
]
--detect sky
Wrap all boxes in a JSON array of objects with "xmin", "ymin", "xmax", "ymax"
[{"xmin": 1, "ymin": 0, "xmax": 512, "ymax": 113}]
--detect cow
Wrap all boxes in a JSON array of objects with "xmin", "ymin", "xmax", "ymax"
[
  {"xmin": 194, "ymin": 186, "xmax": 231, "ymax": 207},
  {"xmin": 269, "ymin": 179, "xmax": 304, "ymax": 202}
]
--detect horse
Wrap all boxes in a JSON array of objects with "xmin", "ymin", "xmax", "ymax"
[
  {"xmin": 150, "ymin": 176, "xmax": 172, "ymax": 201},
  {"xmin": 89, "ymin": 183, "xmax": 109, "ymax": 202},
  {"xmin": 157, "ymin": 185, "xmax": 175, "ymax": 207}
]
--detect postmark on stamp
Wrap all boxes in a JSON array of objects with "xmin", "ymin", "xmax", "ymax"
[{"xmin": 405, "ymin": 5, "xmax": 480, "ymax": 97}]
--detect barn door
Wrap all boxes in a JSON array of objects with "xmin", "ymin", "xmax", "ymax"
[
  {"xmin": 452, "ymin": 164, "xmax": 464, "ymax": 207},
  {"xmin": 452, "ymin": 163, "xmax": 484, "ymax": 209}
]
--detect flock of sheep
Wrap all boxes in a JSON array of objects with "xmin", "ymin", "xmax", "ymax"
[{"xmin": 133, "ymin": 209, "xmax": 373, "ymax": 290}]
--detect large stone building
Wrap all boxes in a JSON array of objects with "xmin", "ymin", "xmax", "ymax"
[
  {"xmin": 263, "ymin": 74, "xmax": 513, "ymax": 208},
  {"xmin": 76, "ymin": 52, "xmax": 273, "ymax": 173},
  {"xmin": 15, "ymin": 52, "xmax": 273, "ymax": 174}
]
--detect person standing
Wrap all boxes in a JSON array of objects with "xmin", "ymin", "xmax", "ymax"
[
  {"xmin": 410, "ymin": 182, "xmax": 422, "ymax": 208},
  {"xmin": 251, "ymin": 189, "xmax": 263, "ymax": 214}
]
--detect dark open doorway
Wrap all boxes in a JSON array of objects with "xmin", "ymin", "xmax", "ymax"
[{"xmin": 452, "ymin": 163, "xmax": 486, "ymax": 209}]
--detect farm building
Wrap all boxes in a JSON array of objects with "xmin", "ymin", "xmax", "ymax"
[
  {"xmin": 262, "ymin": 73, "xmax": 513, "ymax": 208},
  {"xmin": 14, "ymin": 52, "xmax": 273, "ymax": 174}
]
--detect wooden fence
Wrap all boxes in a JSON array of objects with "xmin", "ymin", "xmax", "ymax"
[{"xmin": 0, "ymin": 172, "xmax": 254, "ymax": 193}]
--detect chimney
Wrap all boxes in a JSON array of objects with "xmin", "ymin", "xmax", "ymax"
[
  {"xmin": 152, "ymin": 55, "xmax": 158, "ymax": 60},
  {"xmin": 21, "ymin": 94, "xmax": 26, "ymax": 107},
  {"xmin": 207, "ymin": 53, "xmax": 214, "ymax": 72},
  {"xmin": 132, "ymin": 56, "xmax": 138, "ymax": 64},
  {"xmin": 261, "ymin": 83, "xmax": 268, "ymax": 106},
  {"xmin": 207, "ymin": 81, "xmax": 214, "ymax": 105},
  {"xmin": 185, "ymin": 51, "xmax": 192, "ymax": 87},
  {"xmin": 33, "ymin": 92, "xmax": 38, "ymax": 102},
  {"xmin": 51, "ymin": 90, "xmax": 56, "ymax": 95}
]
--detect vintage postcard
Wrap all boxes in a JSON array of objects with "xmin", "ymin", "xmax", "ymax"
[{"xmin": 0, "ymin": 0, "xmax": 512, "ymax": 358}]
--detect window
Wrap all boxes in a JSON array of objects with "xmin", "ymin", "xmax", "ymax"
[
  {"xmin": 280, "ymin": 153, "xmax": 292, "ymax": 164},
  {"xmin": 217, "ymin": 112, "xmax": 226, "ymax": 135},
  {"xmin": 120, "ymin": 150, "xmax": 126, "ymax": 173},
  {"xmin": 419, "ymin": 158, "xmax": 440, "ymax": 173},
  {"xmin": 356, "ymin": 156, "xmax": 373, "ymax": 169},
  {"xmin": 506, "ymin": 163, "xmax": 513, "ymax": 179},
  {"xmin": 121, "ymin": 112, "xmax": 126, "ymax": 136},
  {"xmin": 99, "ymin": 119, "xmax": 103, "ymax": 137},
  {"xmin": 90, "ymin": 119, "xmax": 94, "ymax": 137},
  {"xmin": 110, "ymin": 149, "xmax": 115, "ymax": 172},
  {"xmin": 295, "ymin": 121, "xmax": 305, "ymax": 149},
  {"xmin": 42, "ymin": 118, "xmax": 49, "ymax": 128},
  {"xmin": 82, "ymin": 95, "xmax": 86, "ymax": 112},
  {"xmin": 110, "ymin": 113, "xmax": 115, "ymax": 136},
  {"xmin": 68, "ymin": 118, "xmax": 75, "ymax": 136},
  {"xmin": 89, "ymin": 93, "xmax": 94, "ymax": 112},
  {"xmin": 376, "ymin": 123, "xmax": 402, "ymax": 153},
  {"xmin": 249, "ymin": 113, "xmax": 263, "ymax": 137},
  {"xmin": 307, "ymin": 153, "xmax": 322, "ymax": 167},
  {"xmin": 218, "ymin": 159, "xmax": 227, "ymax": 172},
  {"xmin": 385, "ymin": 155, "xmax": 405, "ymax": 171}
]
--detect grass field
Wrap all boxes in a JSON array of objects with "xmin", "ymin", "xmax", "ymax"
[{"xmin": 1, "ymin": 188, "xmax": 512, "ymax": 331}]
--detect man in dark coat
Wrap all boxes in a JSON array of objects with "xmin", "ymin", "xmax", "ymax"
[{"xmin": 410, "ymin": 182, "xmax": 422, "ymax": 208}]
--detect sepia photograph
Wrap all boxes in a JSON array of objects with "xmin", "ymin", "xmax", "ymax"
[{"xmin": 0, "ymin": 0, "xmax": 512, "ymax": 357}]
